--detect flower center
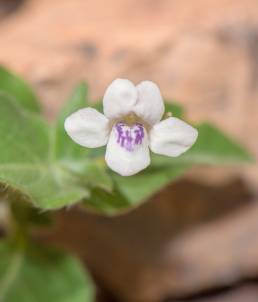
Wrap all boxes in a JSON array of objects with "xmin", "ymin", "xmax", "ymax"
[{"xmin": 115, "ymin": 122, "xmax": 144, "ymax": 152}]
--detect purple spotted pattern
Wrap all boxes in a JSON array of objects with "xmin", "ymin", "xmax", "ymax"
[{"xmin": 115, "ymin": 122, "xmax": 144, "ymax": 152}]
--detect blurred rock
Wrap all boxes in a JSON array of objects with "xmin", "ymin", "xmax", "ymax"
[
  {"xmin": 40, "ymin": 178, "xmax": 257, "ymax": 301},
  {"xmin": 178, "ymin": 284, "xmax": 258, "ymax": 302},
  {"xmin": 0, "ymin": 0, "xmax": 24, "ymax": 20}
]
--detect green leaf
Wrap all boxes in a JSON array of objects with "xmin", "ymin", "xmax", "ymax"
[
  {"xmin": 54, "ymin": 83, "xmax": 113, "ymax": 190},
  {"xmin": 112, "ymin": 164, "xmax": 189, "ymax": 205},
  {"xmin": 10, "ymin": 201, "xmax": 52, "ymax": 227},
  {"xmin": 92, "ymin": 100, "xmax": 103, "ymax": 113},
  {"xmin": 0, "ymin": 94, "xmax": 49, "ymax": 164},
  {"xmin": 152, "ymin": 122, "xmax": 253, "ymax": 166},
  {"xmin": 0, "ymin": 66, "xmax": 41, "ymax": 113},
  {"xmin": 0, "ymin": 85, "xmax": 112, "ymax": 210},
  {"xmin": 0, "ymin": 242, "xmax": 95, "ymax": 302},
  {"xmin": 0, "ymin": 93, "xmax": 89, "ymax": 209},
  {"xmin": 183, "ymin": 122, "xmax": 254, "ymax": 164},
  {"xmin": 55, "ymin": 83, "xmax": 90, "ymax": 161},
  {"xmin": 83, "ymin": 185, "xmax": 131, "ymax": 215},
  {"xmin": 164, "ymin": 102, "xmax": 183, "ymax": 118}
]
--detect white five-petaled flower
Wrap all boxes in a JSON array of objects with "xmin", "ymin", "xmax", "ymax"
[{"xmin": 64, "ymin": 79, "xmax": 198, "ymax": 176}]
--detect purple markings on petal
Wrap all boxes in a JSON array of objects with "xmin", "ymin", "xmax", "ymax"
[{"xmin": 115, "ymin": 122, "xmax": 144, "ymax": 151}]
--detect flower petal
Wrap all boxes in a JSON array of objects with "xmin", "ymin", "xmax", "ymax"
[
  {"xmin": 134, "ymin": 81, "xmax": 165, "ymax": 126},
  {"xmin": 103, "ymin": 79, "xmax": 137, "ymax": 120},
  {"xmin": 105, "ymin": 123, "xmax": 150, "ymax": 176},
  {"xmin": 149, "ymin": 117, "xmax": 198, "ymax": 157},
  {"xmin": 64, "ymin": 108, "xmax": 109, "ymax": 148}
]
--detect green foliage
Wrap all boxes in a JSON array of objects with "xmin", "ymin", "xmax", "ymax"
[
  {"xmin": 0, "ymin": 66, "xmax": 41, "ymax": 113},
  {"xmin": 185, "ymin": 123, "xmax": 253, "ymax": 164},
  {"xmin": 10, "ymin": 201, "xmax": 52, "ymax": 228},
  {"xmin": 112, "ymin": 164, "xmax": 189, "ymax": 204},
  {"xmin": 0, "ymin": 242, "xmax": 95, "ymax": 302},
  {"xmin": 0, "ymin": 66, "xmax": 253, "ymax": 215},
  {"xmin": 54, "ymin": 84, "xmax": 113, "ymax": 191},
  {"xmin": 164, "ymin": 102, "xmax": 183, "ymax": 118},
  {"xmin": 152, "ymin": 123, "xmax": 253, "ymax": 167},
  {"xmin": 55, "ymin": 83, "xmax": 90, "ymax": 161},
  {"xmin": 0, "ymin": 93, "xmax": 89, "ymax": 209},
  {"xmin": 83, "ymin": 185, "xmax": 131, "ymax": 215}
]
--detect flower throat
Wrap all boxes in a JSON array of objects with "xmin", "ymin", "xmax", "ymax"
[{"xmin": 115, "ymin": 122, "xmax": 144, "ymax": 152}]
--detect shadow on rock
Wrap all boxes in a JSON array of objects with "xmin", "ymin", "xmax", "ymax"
[{"xmin": 38, "ymin": 177, "xmax": 258, "ymax": 301}]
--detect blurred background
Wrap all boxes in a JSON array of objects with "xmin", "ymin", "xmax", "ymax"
[{"xmin": 1, "ymin": 0, "xmax": 258, "ymax": 301}]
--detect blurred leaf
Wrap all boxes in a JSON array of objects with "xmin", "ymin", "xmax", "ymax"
[
  {"xmin": 60, "ymin": 159, "xmax": 113, "ymax": 192},
  {"xmin": 79, "ymin": 161, "xmax": 112, "ymax": 191},
  {"xmin": 113, "ymin": 164, "xmax": 189, "ymax": 204},
  {"xmin": 0, "ymin": 66, "xmax": 41, "ymax": 113},
  {"xmin": 54, "ymin": 83, "xmax": 113, "ymax": 192},
  {"xmin": 184, "ymin": 122, "xmax": 254, "ymax": 164},
  {"xmin": 152, "ymin": 122, "xmax": 253, "ymax": 167},
  {"xmin": 164, "ymin": 102, "xmax": 183, "ymax": 118},
  {"xmin": 55, "ymin": 83, "xmax": 90, "ymax": 161},
  {"xmin": 83, "ymin": 186, "xmax": 131, "ymax": 215},
  {"xmin": 92, "ymin": 100, "xmax": 103, "ymax": 113},
  {"xmin": 83, "ymin": 163, "xmax": 188, "ymax": 215},
  {"xmin": 10, "ymin": 201, "xmax": 52, "ymax": 227},
  {"xmin": 0, "ymin": 242, "xmax": 95, "ymax": 302},
  {"xmin": 54, "ymin": 82, "xmax": 112, "ymax": 182}
]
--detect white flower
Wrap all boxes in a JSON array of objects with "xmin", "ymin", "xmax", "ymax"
[{"xmin": 64, "ymin": 79, "xmax": 198, "ymax": 176}]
